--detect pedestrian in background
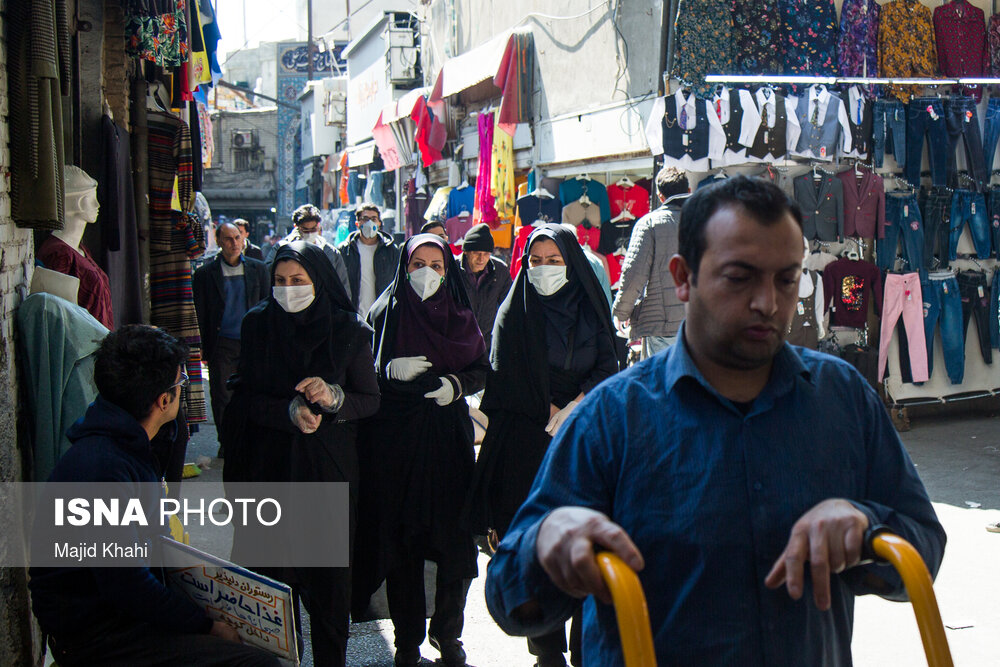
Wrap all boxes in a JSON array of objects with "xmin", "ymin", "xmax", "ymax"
[
  {"xmin": 337, "ymin": 204, "xmax": 398, "ymax": 318},
  {"xmin": 192, "ymin": 221, "xmax": 269, "ymax": 458},
  {"xmin": 457, "ymin": 223, "xmax": 512, "ymax": 351},
  {"xmin": 465, "ymin": 224, "xmax": 619, "ymax": 667},
  {"xmin": 222, "ymin": 241, "xmax": 380, "ymax": 667},
  {"xmin": 233, "ymin": 218, "xmax": 265, "ymax": 260},
  {"xmin": 354, "ymin": 234, "xmax": 488, "ymax": 667},
  {"xmin": 270, "ymin": 204, "xmax": 353, "ymax": 304}
]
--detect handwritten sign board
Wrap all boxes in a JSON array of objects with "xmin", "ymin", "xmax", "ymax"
[{"xmin": 161, "ymin": 537, "xmax": 299, "ymax": 664}]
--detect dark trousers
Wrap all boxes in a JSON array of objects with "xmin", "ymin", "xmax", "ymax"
[
  {"xmin": 991, "ymin": 269, "xmax": 1000, "ymax": 349},
  {"xmin": 527, "ymin": 607, "xmax": 582, "ymax": 666},
  {"xmin": 873, "ymin": 99, "xmax": 906, "ymax": 169},
  {"xmin": 988, "ymin": 187, "xmax": 1000, "ymax": 258},
  {"xmin": 878, "ymin": 193, "xmax": 924, "ymax": 271},
  {"xmin": 920, "ymin": 187, "xmax": 953, "ymax": 269},
  {"xmin": 944, "ymin": 96, "xmax": 988, "ymax": 192},
  {"xmin": 957, "ymin": 270, "xmax": 993, "ymax": 365},
  {"xmin": 906, "ymin": 98, "xmax": 949, "ymax": 188},
  {"xmin": 949, "ymin": 190, "xmax": 991, "ymax": 259},
  {"xmin": 983, "ymin": 97, "xmax": 1000, "ymax": 174},
  {"xmin": 386, "ymin": 557, "xmax": 469, "ymax": 650},
  {"xmin": 48, "ymin": 619, "xmax": 280, "ymax": 667},
  {"xmin": 208, "ymin": 337, "xmax": 241, "ymax": 440}
]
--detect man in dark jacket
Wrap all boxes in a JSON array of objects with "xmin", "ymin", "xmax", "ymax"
[
  {"xmin": 28, "ymin": 325, "xmax": 278, "ymax": 666},
  {"xmin": 193, "ymin": 222, "xmax": 269, "ymax": 456},
  {"xmin": 336, "ymin": 204, "xmax": 398, "ymax": 317},
  {"xmin": 457, "ymin": 223, "xmax": 512, "ymax": 351},
  {"xmin": 233, "ymin": 218, "xmax": 264, "ymax": 260}
]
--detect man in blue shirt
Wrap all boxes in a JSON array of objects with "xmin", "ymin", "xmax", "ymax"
[{"xmin": 485, "ymin": 176, "xmax": 945, "ymax": 666}]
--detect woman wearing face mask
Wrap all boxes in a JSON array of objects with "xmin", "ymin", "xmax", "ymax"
[
  {"xmin": 222, "ymin": 241, "xmax": 380, "ymax": 667},
  {"xmin": 464, "ymin": 224, "xmax": 619, "ymax": 667},
  {"xmin": 353, "ymin": 234, "xmax": 488, "ymax": 667}
]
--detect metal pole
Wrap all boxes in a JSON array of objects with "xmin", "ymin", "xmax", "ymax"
[
  {"xmin": 130, "ymin": 78, "xmax": 152, "ymax": 323},
  {"xmin": 307, "ymin": 0, "xmax": 314, "ymax": 81}
]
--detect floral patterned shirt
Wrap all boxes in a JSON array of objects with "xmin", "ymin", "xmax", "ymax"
[
  {"xmin": 125, "ymin": 0, "xmax": 190, "ymax": 68},
  {"xmin": 838, "ymin": 0, "xmax": 880, "ymax": 83},
  {"xmin": 673, "ymin": 0, "xmax": 734, "ymax": 96},
  {"xmin": 878, "ymin": 0, "xmax": 938, "ymax": 101},
  {"xmin": 733, "ymin": 0, "xmax": 783, "ymax": 75},
  {"xmin": 780, "ymin": 0, "xmax": 840, "ymax": 76}
]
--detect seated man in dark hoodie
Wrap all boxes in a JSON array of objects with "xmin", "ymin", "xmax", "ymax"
[{"xmin": 29, "ymin": 324, "xmax": 278, "ymax": 667}]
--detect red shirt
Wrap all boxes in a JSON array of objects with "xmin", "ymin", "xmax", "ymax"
[
  {"xmin": 607, "ymin": 183, "xmax": 651, "ymax": 220},
  {"xmin": 933, "ymin": 0, "xmax": 986, "ymax": 101},
  {"xmin": 38, "ymin": 235, "xmax": 115, "ymax": 329}
]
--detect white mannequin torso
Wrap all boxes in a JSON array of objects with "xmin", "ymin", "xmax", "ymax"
[{"xmin": 52, "ymin": 213, "xmax": 89, "ymax": 257}]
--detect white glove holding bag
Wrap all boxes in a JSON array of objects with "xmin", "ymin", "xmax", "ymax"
[
  {"xmin": 387, "ymin": 356, "xmax": 432, "ymax": 382},
  {"xmin": 424, "ymin": 377, "xmax": 456, "ymax": 406},
  {"xmin": 545, "ymin": 400, "xmax": 579, "ymax": 436}
]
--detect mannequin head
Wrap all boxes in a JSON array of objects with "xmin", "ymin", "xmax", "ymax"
[{"xmin": 64, "ymin": 165, "xmax": 100, "ymax": 226}]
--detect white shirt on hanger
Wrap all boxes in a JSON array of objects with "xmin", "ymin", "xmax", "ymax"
[
  {"xmin": 743, "ymin": 88, "xmax": 802, "ymax": 163},
  {"xmin": 643, "ymin": 90, "xmax": 726, "ymax": 172},
  {"xmin": 710, "ymin": 87, "xmax": 762, "ymax": 167},
  {"xmin": 789, "ymin": 86, "xmax": 853, "ymax": 160},
  {"xmin": 841, "ymin": 86, "xmax": 869, "ymax": 160}
]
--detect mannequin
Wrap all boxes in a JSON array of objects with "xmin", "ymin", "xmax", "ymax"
[{"xmin": 37, "ymin": 166, "xmax": 115, "ymax": 328}]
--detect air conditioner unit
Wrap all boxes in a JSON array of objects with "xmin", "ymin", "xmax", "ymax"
[
  {"xmin": 231, "ymin": 129, "xmax": 257, "ymax": 148},
  {"xmin": 387, "ymin": 46, "xmax": 420, "ymax": 84}
]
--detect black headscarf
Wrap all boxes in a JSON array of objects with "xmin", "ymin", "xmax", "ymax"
[
  {"xmin": 368, "ymin": 234, "xmax": 486, "ymax": 375},
  {"xmin": 255, "ymin": 241, "xmax": 370, "ymax": 390},
  {"xmin": 482, "ymin": 224, "xmax": 616, "ymax": 421}
]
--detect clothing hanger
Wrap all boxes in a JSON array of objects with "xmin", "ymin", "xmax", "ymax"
[
  {"xmin": 146, "ymin": 81, "xmax": 168, "ymax": 112},
  {"xmin": 458, "ymin": 209, "xmax": 470, "ymax": 218},
  {"xmin": 616, "ymin": 176, "xmax": 635, "ymax": 188},
  {"xmin": 610, "ymin": 208, "xmax": 636, "ymax": 223},
  {"xmin": 531, "ymin": 186, "xmax": 554, "ymax": 198},
  {"xmin": 576, "ymin": 173, "xmax": 590, "ymax": 182},
  {"xmin": 812, "ymin": 163, "xmax": 822, "ymax": 182}
]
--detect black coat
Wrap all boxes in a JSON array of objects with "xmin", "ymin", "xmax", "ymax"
[
  {"xmin": 244, "ymin": 241, "xmax": 265, "ymax": 261},
  {"xmin": 336, "ymin": 230, "xmax": 399, "ymax": 313},
  {"xmin": 192, "ymin": 255, "xmax": 269, "ymax": 360},
  {"xmin": 456, "ymin": 255, "xmax": 513, "ymax": 351}
]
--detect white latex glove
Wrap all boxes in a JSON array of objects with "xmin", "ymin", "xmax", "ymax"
[
  {"xmin": 295, "ymin": 377, "xmax": 344, "ymax": 412},
  {"xmin": 613, "ymin": 316, "xmax": 630, "ymax": 337},
  {"xmin": 289, "ymin": 395, "xmax": 322, "ymax": 434},
  {"xmin": 387, "ymin": 355, "xmax": 432, "ymax": 382},
  {"xmin": 424, "ymin": 377, "xmax": 456, "ymax": 406},
  {"xmin": 545, "ymin": 400, "xmax": 579, "ymax": 436}
]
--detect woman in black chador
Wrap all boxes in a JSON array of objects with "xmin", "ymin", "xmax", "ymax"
[
  {"xmin": 465, "ymin": 224, "xmax": 619, "ymax": 667},
  {"xmin": 223, "ymin": 241, "xmax": 380, "ymax": 667},
  {"xmin": 353, "ymin": 234, "xmax": 488, "ymax": 667}
]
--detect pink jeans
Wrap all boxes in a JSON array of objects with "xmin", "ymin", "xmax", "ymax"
[{"xmin": 878, "ymin": 272, "xmax": 928, "ymax": 383}]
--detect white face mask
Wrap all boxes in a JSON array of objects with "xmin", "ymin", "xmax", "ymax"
[
  {"xmin": 527, "ymin": 265, "xmax": 569, "ymax": 296},
  {"xmin": 360, "ymin": 220, "xmax": 379, "ymax": 239},
  {"xmin": 408, "ymin": 266, "xmax": 445, "ymax": 301},
  {"xmin": 272, "ymin": 285, "xmax": 315, "ymax": 313},
  {"xmin": 300, "ymin": 231, "xmax": 321, "ymax": 245}
]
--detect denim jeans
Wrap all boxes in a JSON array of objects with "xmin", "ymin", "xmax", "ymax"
[
  {"xmin": 873, "ymin": 100, "xmax": 906, "ymax": 169},
  {"xmin": 991, "ymin": 268, "xmax": 1000, "ymax": 349},
  {"xmin": 983, "ymin": 97, "xmax": 1000, "ymax": 174},
  {"xmin": 920, "ymin": 186, "xmax": 952, "ymax": 269},
  {"xmin": 879, "ymin": 193, "xmax": 924, "ymax": 271},
  {"xmin": 949, "ymin": 189, "xmax": 991, "ymax": 259},
  {"xmin": 944, "ymin": 96, "xmax": 988, "ymax": 192},
  {"xmin": 924, "ymin": 274, "xmax": 965, "ymax": 384},
  {"xmin": 906, "ymin": 98, "xmax": 949, "ymax": 188},
  {"xmin": 957, "ymin": 270, "xmax": 993, "ymax": 365},
  {"xmin": 988, "ymin": 187, "xmax": 1000, "ymax": 258}
]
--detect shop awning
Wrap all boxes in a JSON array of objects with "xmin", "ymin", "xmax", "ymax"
[
  {"xmin": 433, "ymin": 31, "xmax": 513, "ymax": 99},
  {"xmin": 347, "ymin": 140, "xmax": 378, "ymax": 167},
  {"xmin": 372, "ymin": 86, "xmax": 446, "ymax": 170}
]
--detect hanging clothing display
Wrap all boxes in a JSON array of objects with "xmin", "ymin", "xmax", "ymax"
[
  {"xmin": 745, "ymin": 88, "xmax": 801, "ymax": 162},
  {"xmin": 8, "ymin": 0, "xmax": 70, "ymax": 230},
  {"xmin": 733, "ymin": 0, "xmax": 783, "ymax": 75},
  {"xmin": 404, "ymin": 179, "xmax": 431, "ymax": 237},
  {"xmin": 644, "ymin": 92, "xmax": 725, "ymax": 171},
  {"xmin": 607, "ymin": 182, "xmax": 651, "ymax": 221},
  {"xmin": 843, "ymin": 86, "xmax": 873, "ymax": 160},
  {"xmin": 559, "ymin": 178, "xmax": 611, "ymax": 223},
  {"xmin": 491, "ymin": 115, "xmax": 516, "ymax": 221},
  {"xmin": 791, "ymin": 86, "xmax": 852, "ymax": 161},
  {"xmin": 878, "ymin": 0, "xmax": 937, "ymax": 101},
  {"xmin": 779, "ymin": 0, "xmax": 839, "ymax": 76},
  {"xmin": 837, "ymin": 0, "xmax": 880, "ymax": 82},
  {"xmin": 147, "ymin": 111, "xmax": 206, "ymax": 424},
  {"xmin": 822, "ymin": 256, "xmax": 883, "ymax": 329},
  {"xmin": 837, "ymin": 166, "xmax": 886, "ymax": 240},
  {"xmin": 672, "ymin": 0, "xmax": 734, "ymax": 97},
  {"xmin": 516, "ymin": 192, "xmax": 562, "ymax": 226},
  {"xmin": 989, "ymin": 14, "xmax": 1000, "ymax": 78},
  {"xmin": 933, "ymin": 0, "xmax": 986, "ymax": 102},
  {"xmin": 878, "ymin": 273, "xmax": 928, "ymax": 383},
  {"xmin": 474, "ymin": 112, "xmax": 499, "ymax": 225},
  {"xmin": 425, "ymin": 186, "xmax": 453, "ymax": 223},
  {"xmin": 37, "ymin": 236, "xmax": 115, "ymax": 330},
  {"xmin": 786, "ymin": 270, "xmax": 825, "ymax": 349},
  {"xmin": 124, "ymin": 0, "xmax": 190, "ymax": 68},
  {"xmin": 448, "ymin": 184, "xmax": 475, "ymax": 219},
  {"xmin": 793, "ymin": 171, "xmax": 845, "ymax": 242},
  {"xmin": 494, "ymin": 30, "xmax": 535, "ymax": 134},
  {"xmin": 710, "ymin": 87, "xmax": 762, "ymax": 165}
]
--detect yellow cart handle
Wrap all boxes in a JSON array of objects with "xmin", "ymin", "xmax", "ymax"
[
  {"xmin": 597, "ymin": 533, "xmax": 952, "ymax": 667},
  {"xmin": 596, "ymin": 552, "xmax": 657, "ymax": 667},
  {"xmin": 871, "ymin": 533, "xmax": 954, "ymax": 667}
]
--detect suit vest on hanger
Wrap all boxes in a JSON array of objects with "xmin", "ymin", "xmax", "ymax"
[
  {"xmin": 721, "ymin": 90, "xmax": 744, "ymax": 152},
  {"xmin": 748, "ymin": 93, "xmax": 788, "ymax": 160},
  {"xmin": 662, "ymin": 96, "xmax": 710, "ymax": 160},
  {"xmin": 796, "ymin": 92, "xmax": 842, "ymax": 157}
]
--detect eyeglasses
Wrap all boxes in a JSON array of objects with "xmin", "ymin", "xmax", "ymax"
[
  {"xmin": 167, "ymin": 371, "xmax": 190, "ymax": 393},
  {"xmin": 359, "ymin": 215, "xmax": 379, "ymax": 222}
]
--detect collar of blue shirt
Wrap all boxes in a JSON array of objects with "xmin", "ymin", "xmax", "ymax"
[{"xmin": 663, "ymin": 323, "xmax": 815, "ymax": 415}]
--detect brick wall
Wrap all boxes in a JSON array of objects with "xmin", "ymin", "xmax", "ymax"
[
  {"xmin": 103, "ymin": 0, "xmax": 130, "ymax": 130},
  {"xmin": 0, "ymin": 0, "xmax": 40, "ymax": 664}
]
